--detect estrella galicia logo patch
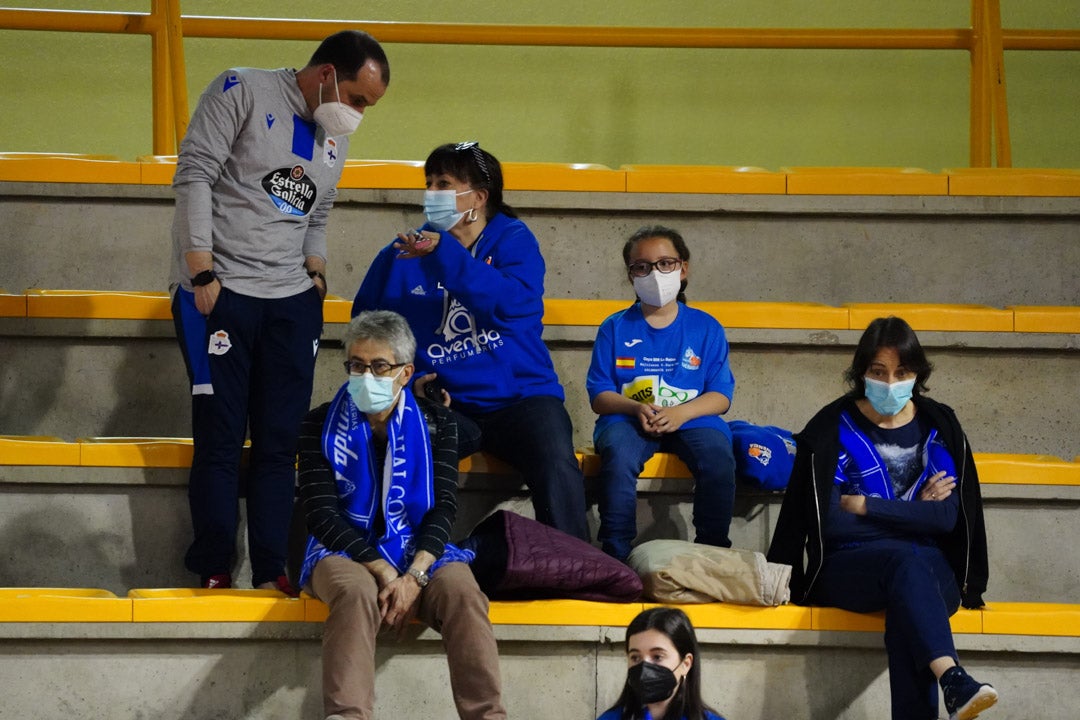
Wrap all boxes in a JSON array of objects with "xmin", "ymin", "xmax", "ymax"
[{"xmin": 262, "ymin": 165, "xmax": 317, "ymax": 216}]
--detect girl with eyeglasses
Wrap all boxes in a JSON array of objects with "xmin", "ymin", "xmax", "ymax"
[{"xmin": 586, "ymin": 225, "xmax": 737, "ymax": 562}]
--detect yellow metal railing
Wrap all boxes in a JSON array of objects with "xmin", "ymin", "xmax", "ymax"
[{"xmin": 1, "ymin": 1, "xmax": 1078, "ymax": 165}]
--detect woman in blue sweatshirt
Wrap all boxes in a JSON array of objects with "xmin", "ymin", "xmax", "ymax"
[
  {"xmin": 352, "ymin": 142, "xmax": 589, "ymax": 541},
  {"xmin": 586, "ymin": 225, "xmax": 736, "ymax": 561},
  {"xmin": 768, "ymin": 317, "xmax": 997, "ymax": 720}
]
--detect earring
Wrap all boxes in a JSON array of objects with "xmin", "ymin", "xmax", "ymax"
[{"xmin": 465, "ymin": 207, "xmax": 478, "ymax": 223}]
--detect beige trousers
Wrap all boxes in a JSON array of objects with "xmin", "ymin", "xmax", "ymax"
[{"xmin": 310, "ymin": 555, "xmax": 506, "ymax": 720}]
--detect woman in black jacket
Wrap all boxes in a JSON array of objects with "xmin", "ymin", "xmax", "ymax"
[{"xmin": 767, "ymin": 317, "xmax": 996, "ymax": 720}]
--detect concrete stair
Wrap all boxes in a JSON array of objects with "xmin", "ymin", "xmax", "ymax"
[{"xmin": 1, "ymin": 172, "xmax": 1078, "ymax": 718}]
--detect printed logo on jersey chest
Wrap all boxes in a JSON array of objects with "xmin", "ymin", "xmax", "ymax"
[{"xmin": 262, "ymin": 165, "xmax": 317, "ymax": 216}]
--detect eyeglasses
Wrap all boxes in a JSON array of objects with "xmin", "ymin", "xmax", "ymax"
[
  {"xmin": 343, "ymin": 360, "xmax": 406, "ymax": 377},
  {"xmin": 454, "ymin": 141, "xmax": 492, "ymax": 186},
  {"xmin": 627, "ymin": 257, "xmax": 683, "ymax": 278}
]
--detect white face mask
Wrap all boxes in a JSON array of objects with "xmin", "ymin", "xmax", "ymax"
[
  {"xmin": 633, "ymin": 269, "xmax": 682, "ymax": 308},
  {"xmin": 312, "ymin": 72, "xmax": 364, "ymax": 137}
]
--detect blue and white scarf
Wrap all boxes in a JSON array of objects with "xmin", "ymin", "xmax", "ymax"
[
  {"xmin": 299, "ymin": 383, "xmax": 469, "ymax": 588},
  {"xmin": 835, "ymin": 410, "xmax": 956, "ymax": 501}
]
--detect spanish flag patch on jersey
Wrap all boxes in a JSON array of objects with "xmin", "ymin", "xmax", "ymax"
[{"xmin": 615, "ymin": 357, "xmax": 636, "ymax": 369}]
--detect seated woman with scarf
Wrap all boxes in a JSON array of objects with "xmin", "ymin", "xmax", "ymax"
[
  {"xmin": 298, "ymin": 310, "xmax": 506, "ymax": 720},
  {"xmin": 767, "ymin": 316, "xmax": 997, "ymax": 720}
]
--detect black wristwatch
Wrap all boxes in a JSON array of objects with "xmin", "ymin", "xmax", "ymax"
[
  {"xmin": 308, "ymin": 270, "xmax": 326, "ymax": 284},
  {"xmin": 191, "ymin": 269, "xmax": 217, "ymax": 287}
]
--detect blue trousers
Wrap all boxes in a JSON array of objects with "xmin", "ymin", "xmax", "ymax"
[
  {"xmin": 595, "ymin": 420, "xmax": 736, "ymax": 561},
  {"xmin": 173, "ymin": 286, "xmax": 322, "ymax": 585},
  {"xmin": 454, "ymin": 395, "xmax": 590, "ymax": 542},
  {"xmin": 808, "ymin": 539, "xmax": 961, "ymax": 720}
]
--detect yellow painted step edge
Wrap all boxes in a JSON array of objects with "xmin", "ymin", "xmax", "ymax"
[
  {"xmin": 0, "ymin": 588, "xmax": 132, "ymax": 622},
  {"xmin": 784, "ymin": 167, "xmax": 948, "ymax": 196},
  {"xmin": 845, "ymin": 303, "xmax": 1014, "ymax": 332},
  {"xmin": 0, "ymin": 435, "xmax": 81, "ymax": 466},
  {"xmin": 975, "ymin": 453, "xmax": 1080, "ymax": 486},
  {"xmin": 128, "ymin": 588, "xmax": 305, "ymax": 622},
  {"xmin": 813, "ymin": 607, "xmax": 982, "ymax": 634},
  {"xmin": 26, "ymin": 289, "xmax": 172, "ymax": 320},
  {"xmin": 1009, "ymin": 306, "xmax": 1080, "ymax": 334},
  {"xmin": 980, "ymin": 602, "xmax": 1080, "ymax": 637}
]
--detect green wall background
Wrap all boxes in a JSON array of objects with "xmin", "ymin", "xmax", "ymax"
[{"xmin": 1, "ymin": 1, "xmax": 1077, "ymax": 168}]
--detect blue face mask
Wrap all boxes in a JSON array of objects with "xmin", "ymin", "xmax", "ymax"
[
  {"xmin": 347, "ymin": 368, "xmax": 404, "ymax": 414},
  {"xmin": 423, "ymin": 189, "xmax": 473, "ymax": 231},
  {"xmin": 864, "ymin": 377, "xmax": 916, "ymax": 416}
]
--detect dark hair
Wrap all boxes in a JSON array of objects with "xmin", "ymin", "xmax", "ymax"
[
  {"xmin": 623, "ymin": 225, "xmax": 691, "ymax": 304},
  {"xmin": 844, "ymin": 316, "xmax": 933, "ymax": 397},
  {"xmin": 605, "ymin": 607, "xmax": 718, "ymax": 720},
  {"xmin": 308, "ymin": 30, "xmax": 390, "ymax": 85},
  {"xmin": 424, "ymin": 142, "xmax": 517, "ymax": 220}
]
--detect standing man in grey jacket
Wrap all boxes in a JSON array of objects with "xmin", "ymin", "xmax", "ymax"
[{"xmin": 170, "ymin": 30, "xmax": 389, "ymax": 592}]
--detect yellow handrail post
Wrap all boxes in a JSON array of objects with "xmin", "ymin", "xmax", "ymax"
[
  {"xmin": 969, "ymin": 0, "xmax": 992, "ymax": 168},
  {"xmin": 150, "ymin": 0, "xmax": 175, "ymax": 155},
  {"xmin": 985, "ymin": 0, "xmax": 1012, "ymax": 167},
  {"xmin": 163, "ymin": 0, "xmax": 190, "ymax": 147}
]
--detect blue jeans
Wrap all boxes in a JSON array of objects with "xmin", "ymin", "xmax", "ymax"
[
  {"xmin": 808, "ymin": 539, "xmax": 961, "ymax": 720},
  {"xmin": 453, "ymin": 395, "xmax": 590, "ymax": 542},
  {"xmin": 595, "ymin": 420, "xmax": 736, "ymax": 561}
]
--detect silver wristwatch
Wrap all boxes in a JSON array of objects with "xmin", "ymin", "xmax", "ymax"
[{"xmin": 406, "ymin": 567, "xmax": 429, "ymax": 588}]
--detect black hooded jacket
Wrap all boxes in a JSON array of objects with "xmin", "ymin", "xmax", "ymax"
[{"xmin": 766, "ymin": 394, "xmax": 989, "ymax": 609}]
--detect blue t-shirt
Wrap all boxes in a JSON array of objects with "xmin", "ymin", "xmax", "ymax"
[{"xmin": 586, "ymin": 302, "xmax": 735, "ymax": 442}]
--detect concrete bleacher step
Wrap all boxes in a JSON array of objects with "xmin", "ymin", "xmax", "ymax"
[
  {"xmin": 4, "ymin": 177, "xmax": 1077, "ymax": 461},
  {"xmin": 0, "ymin": 589, "xmax": 1077, "ymax": 719},
  {"xmin": 5, "ymin": 434, "xmax": 1079, "ymax": 488},
  {"xmin": 3, "ymin": 435, "xmax": 1078, "ymax": 604},
  {"xmin": 7, "ymin": 288, "xmax": 1080, "ymax": 333},
  {"xmin": 2, "ymin": 165, "xmax": 1078, "ymax": 719},
  {"xmin": 3, "ymin": 588, "xmax": 1077, "ymax": 637}
]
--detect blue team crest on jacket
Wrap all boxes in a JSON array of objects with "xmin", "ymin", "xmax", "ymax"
[{"xmin": 261, "ymin": 165, "xmax": 317, "ymax": 216}]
